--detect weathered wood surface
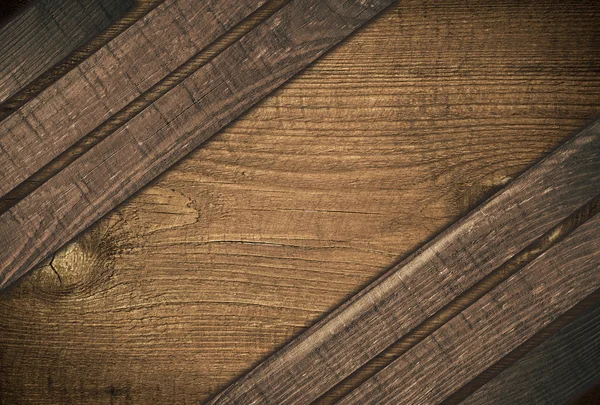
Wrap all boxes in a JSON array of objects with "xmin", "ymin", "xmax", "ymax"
[
  {"xmin": 315, "ymin": 197, "xmax": 600, "ymax": 405},
  {"xmin": 0, "ymin": 0, "xmax": 268, "ymax": 198},
  {"xmin": 0, "ymin": 0, "xmax": 133, "ymax": 103},
  {"xmin": 338, "ymin": 213, "xmax": 600, "ymax": 404},
  {"xmin": 460, "ymin": 304, "xmax": 600, "ymax": 405},
  {"xmin": 208, "ymin": 121, "xmax": 600, "ymax": 405},
  {"xmin": 0, "ymin": 0, "xmax": 395, "ymax": 290},
  {"xmin": 1, "ymin": 1, "xmax": 600, "ymax": 403}
]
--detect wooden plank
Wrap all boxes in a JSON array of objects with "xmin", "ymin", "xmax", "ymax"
[
  {"xmin": 0, "ymin": 0, "xmax": 396, "ymax": 287},
  {"xmin": 0, "ymin": 0, "xmax": 134, "ymax": 102},
  {"xmin": 1, "ymin": 2, "xmax": 599, "ymax": 403},
  {"xmin": 208, "ymin": 122, "xmax": 600, "ymax": 404},
  {"xmin": 314, "ymin": 196, "xmax": 599, "ymax": 405},
  {"xmin": 338, "ymin": 213, "xmax": 600, "ymax": 404},
  {"xmin": 0, "ymin": 0, "xmax": 269, "ymax": 198},
  {"xmin": 459, "ymin": 304, "xmax": 600, "ymax": 405}
]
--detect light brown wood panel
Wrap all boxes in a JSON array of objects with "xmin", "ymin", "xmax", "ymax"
[{"xmin": 1, "ymin": 1, "xmax": 599, "ymax": 403}]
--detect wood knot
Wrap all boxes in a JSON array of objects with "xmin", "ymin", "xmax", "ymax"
[{"xmin": 26, "ymin": 213, "xmax": 135, "ymax": 297}]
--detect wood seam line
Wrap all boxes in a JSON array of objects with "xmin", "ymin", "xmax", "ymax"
[
  {"xmin": 0, "ymin": 0, "xmax": 291, "ymax": 216},
  {"xmin": 207, "ymin": 120, "xmax": 600, "ymax": 405},
  {"xmin": 0, "ymin": 0, "xmax": 135, "ymax": 104},
  {"xmin": 315, "ymin": 195, "xmax": 600, "ymax": 404},
  {"xmin": 0, "ymin": 0, "xmax": 162, "ymax": 118},
  {"xmin": 337, "ymin": 211, "xmax": 600, "ymax": 404},
  {"xmin": 446, "ymin": 290, "xmax": 600, "ymax": 405},
  {"xmin": 0, "ymin": 0, "xmax": 271, "ymax": 199},
  {"xmin": 0, "ymin": 0, "xmax": 398, "ymax": 287}
]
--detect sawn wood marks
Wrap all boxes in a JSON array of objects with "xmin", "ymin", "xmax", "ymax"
[
  {"xmin": 0, "ymin": 0, "xmax": 396, "ymax": 292},
  {"xmin": 339, "ymin": 213, "xmax": 600, "ymax": 404},
  {"xmin": 0, "ymin": 0, "xmax": 134, "ymax": 103},
  {"xmin": 0, "ymin": 0, "xmax": 268, "ymax": 198},
  {"xmin": 208, "ymin": 120, "xmax": 600, "ymax": 404}
]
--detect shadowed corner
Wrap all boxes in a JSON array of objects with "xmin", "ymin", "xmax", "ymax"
[{"xmin": 0, "ymin": 0, "xmax": 32, "ymax": 27}]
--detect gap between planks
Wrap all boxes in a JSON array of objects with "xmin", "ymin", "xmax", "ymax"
[
  {"xmin": 0, "ymin": 0, "xmax": 290, "ymax": 215},
  {"xmin": 338, "ymin": 210, "xmax": 600, "ymax": 404},
  {"xmin": 208, "ymin": 120, "xmax": 600, "ymax": 404},
  {"xmin": 0, "ymin": 0, "xmax": 162, "ymax": 118},
  {"xmin": 316, "ymin": 194, "xmax": 600, "ymax": 404},
  {"xmin": 0, "ymin": 0, "xmax": 272, "ymax": 199},
  {"xmin": 0, "ymin": 0, "xmax": 397, "ymax": 295},
  {"xmin": 447, "ymin": 289, "xmax": 600, "ymax": 405}
]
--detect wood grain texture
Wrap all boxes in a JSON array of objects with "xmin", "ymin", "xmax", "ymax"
[
  {"xmin": 314, "ymin": 197, "xmax": 600, "ymax": 405},
  {"xmin": 208, "ymin": 121, "xmax": 600, "ymax": 404},
  {"xmin": 0, "ymin": 0, "xmax": 395, "ymax": 289},
  {"xmin": 1, "ymin": 1, "xmax": 600, "ymax": 403},
  {"xmin": 460, "ymin": 304, "xmax": 600, "ymax": 405},
  {"xmin": 0, "ymin": 0, "xmax": 269, "ymax": 198},
  {"xmin": 338, "ymin": 213, "xmax": 600, "ymax": 404},
  {"xmin": 0, "ymin": 0, "xmax": 133, "ymax": 103}
]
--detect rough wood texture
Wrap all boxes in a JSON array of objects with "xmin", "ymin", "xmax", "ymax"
[
  {"xmin": 0, "ymin": 0, "xmax": 268, "ymax": 198},
  {"xmin": 1, "ymin": 1, "xmax": 600, "ymax": 403},
  {"xmin": 461, "ymin": 304, "xmax": 600, "ymax": 405},
  {"xmin": 0, "ymin": 0, "xmax": 133, "ymax": 103},
  {"xmin": 208, "ymin": 121, "xmax": 600, "ymax": 405},
  {"xmin": 0, "ymin": 0, "xmax": 395, "ymax": 290},
  {"xmin": 338, "ymin": 214, "xmax": 600, "ymax": 404}
]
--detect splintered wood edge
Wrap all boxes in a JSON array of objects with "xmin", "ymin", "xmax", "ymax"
[
  {"xmin": 208, "ymin": 121, "xmax": 600, "ymax": 404},
  {"xmin": 339, "ymin": 212, "xmax": 600, "ymax": 404},
  {"xmin": 0, "ymin": 0, "xmax": 269, "ymax": 198}
]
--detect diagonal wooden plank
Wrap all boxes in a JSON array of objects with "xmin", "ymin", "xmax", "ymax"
[
  {"xmin": 0, "ymin": 0, "xmax": 396, "ymax": 286},
  {"xmin": 338, "ymin": 213, "xmax": 600, "ymax": 405},
  {"xmin": 207, "ymin": 121, "xmax": 600, "ymax": 404},
  {"xmin": 0, "ymin": 0, "xmax": 134, "ymax": 103},
  {"xmin": 0, "ymin": 0, "xmax": 269, "ymax": 198},
  {"xmin": 459, "ymin": 303, "xmax": 600, "ymax": 405}
]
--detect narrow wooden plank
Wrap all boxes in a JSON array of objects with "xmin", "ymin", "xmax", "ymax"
[
  {"xmin": 0, "ymin": 0, "xmax": 269, "ymax": 198},
  {"xmin": 1, "ymin": 2, "xmax": 599, "ymax": 402},
  {"xmin": 338, "ymin": 213, "xmax": 600, "ymax": 404},
  {"xmin": 0, "ymin": 0, "xmax": 395, "ymax": 285},
  {"xmin": 0, "ymin": 0, "xmax": 134, "ymax": 102},
  {"xmin": 314, "ymin": 197, "xmax": 600, "ymax": 405},
  {"xmin": 207, "ymin": 121, "xmax": 600, "ymax": 404},
  {"xmin": 459, "ymin": 304, "xmax": 600, "ymax": 405}
]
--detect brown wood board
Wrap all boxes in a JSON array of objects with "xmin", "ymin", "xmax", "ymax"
[
  {"xmin": 0, "ymin": 0, "xmax": 269, "ymax": 198},
  {"xmin": 459, "ymin": 303, "xmax": 600, "ymax": 405},
  {"xmin": 0, "ymin": 0, "xmax": 397, "ymax": 290},
  {"xmin": 207, "ymin": 120, "xmax": 600, "ymax": 404},
  {"xmin": 338, "ymin": 212, "xmax": 600, "ymax": 404},
  {"xmin": 0, "ymin": 0, "xmax": 134, "ymax": 103},
  {"xmin": 1, "ymin": 1, "xmax": 600, "ymax": 403}
]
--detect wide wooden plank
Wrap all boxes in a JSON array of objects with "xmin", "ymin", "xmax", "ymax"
[
  {"xmin": 0, "ymin": 0, "xmax": 395, "ymax": 288},
  {"xmin": 460, "ymin": 304, "xmax": 600, "ymax": 405},
  {"xmin": 0, "ymin": 0, "xmax": 269, "ymax": 198},
  {"xmin": 208, "ymin": 122, "xmax": 600, "ymax": 404},
  {"xmin": 338, "ymin": 213, "xmax": 600, "ymax": 404},
  {"xmin": 0, "ymin": 0, "xmax": 133, "ymax": 103},
  {"xmin": 1, "ymin": 1, "xmax": 600, "ymax": 403}
]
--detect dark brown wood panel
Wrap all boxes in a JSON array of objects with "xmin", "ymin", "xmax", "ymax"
[
  {"xmin": 208, "ymin": 120, "xmax": 600, "ymax": 404},
  {"xmin": 460, "ymin": 303, "xmax": 600, "ymax": 405},
  {"xmin": 0, "ymin": 0, "xmax": 268, "ymax": 198},
  {"xmin": 0, "ymin": 0, "xmax": 395, "ymax": 290},
  {"xmin": 0, "ymin": 0, "xmax": 134, "ymax": 102},
  {"xmin": 1, "ymin": 1, "xmax": 599, "ymax": 403},
  {"xmin": 338, "ymin": 213, "xmax": 600, "ymax": 404}
]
